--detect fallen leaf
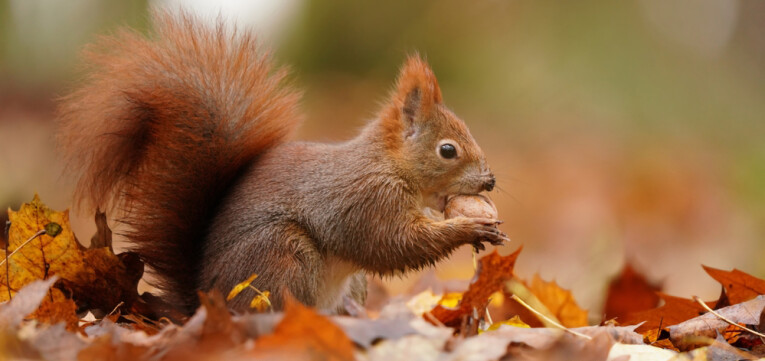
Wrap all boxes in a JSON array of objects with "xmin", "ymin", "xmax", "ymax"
[
  {"xmin": 0, "ymin": 277, "xmax": 58, "ymax": 327},
  {"xmin": 1, "ymin": 195, "xmax": 84, "ymax": 300},
  {"xmin": 643, "ymin": 328, "xmax": 678, "ymax": 351},
  {"xmin": 502, "ymin": 331, "xmax": 615, "ymax": 361},
  {"xmin": 28, "ymin": 287, "xmax": 79, "ymax": 332},
  {"xmin": 607, "ymin": 343, "xmax": 677, "ymax": 361},
  {"xmin": 60, "ymin": 248, "xmax": 143, "ymax": 315},
  {"xmin": 525, "ymin": 274, "xmax": 588, "ymax": 328},
  {"xmin": 89, "ymin": 210, "xmax": 113, "ymax": 251},
  {"xmin": 703, "ymin": 266, "xmax": 765, "ymax": 305},
  {"xmin": 405, "ymin": 290, "xmax": 444, "ymax": 316},
  {"xmin": 437, "ymin": 292, "xmax": 463, "ymax": 309},
  {"xmin": 604, "ymin": 264, "xmax": 661, "ymax": 321},
  {"xmin": 677, "ymin": 334, "xmax": 758, "ymax": 360},
  {"xmin": 331, "ymin": 316, "xmax": 418, "ymax": 349},
  {"xmin": 251, "ymin": 296, "xmax": 355, "ymax": 360},
  {"xmin": 668, "ymin": 295, "xmax": 765, "ymax": 350},
  {"xmin": 482, "ymin": 315, "xmax": 530, "ymax": 332},
  {"xmin": 1, "ymin": 196, "xmax": 143, "ymax": 316},
  {"xmin": 429, "ymin": 247, "xmax": 522, "ymax": 327},
  {"xmin": 618, "ymin": 293, "xmax": 712, "ymax": 334},
  {"xmin": 227, "ymin": 274, "xmax": 258, "ymax": 301},
  {"xmin": 501, "ymin": 275, "xmax": 588, "ymax": 328},
  {"xmin": 78, "ymin": 333, "xmax": 151, "ymax": 361},
  {"xmin": 250, "ymin": 291, "xmax": 271, "ymax": 311}
]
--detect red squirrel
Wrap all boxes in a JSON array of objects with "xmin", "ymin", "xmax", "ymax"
[{"xmin": 57, "ymin": 11, "xmax": 506, "ymax": 314}]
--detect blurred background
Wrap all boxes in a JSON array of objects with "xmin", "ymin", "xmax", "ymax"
[{"xmin": 1, "ymin": 0, "xmax": 764, "ymax": 318}]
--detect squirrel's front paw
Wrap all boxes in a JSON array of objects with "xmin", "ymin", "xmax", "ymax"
[{"xmin": 448, "ymin": 217, "xmax": 508, "ymax": 251}]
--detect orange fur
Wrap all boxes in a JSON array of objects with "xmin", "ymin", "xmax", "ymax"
[
  {"xmin": 380, "ymin": 54, "xmax": 443, "ymax": 151},
  {"xmin": 57, "ymin": 10, "xmax": 301, "ymax": 312}
]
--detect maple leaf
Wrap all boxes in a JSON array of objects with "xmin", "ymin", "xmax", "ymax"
[
  {"xmin": 703, "ymin": 266, "xmax": 765, "ymax": 306},
  {"xmin": 618, "ymin": 293, "xmax": 713, "ymax": 334},
  {"xmin": 1, "ymin": 194, "xmax": 85, "ymax": 299},
  {"xmin": 251, "ymin": 296, "xmax": 355, "ymax": 361},
  {"xmin": 603, "ymin": 263, "xmax": 661, "ymax": 321},
  {"xmin": 525, "ymin": 274, "xmax": 588, "ymax": 328},
  {"xmin": 1, "ymin": 195, "xmax": 143, "ymax": 317},
  {"xmin": 429, "ymin": 247, "xmax": 522, "ymax": 327},
  {"xmin": 500, "ymin": 275, "xmax": 588, "ymax": 328}
]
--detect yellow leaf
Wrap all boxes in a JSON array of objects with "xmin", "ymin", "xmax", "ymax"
[
  {"xmin": 1, "ymin": 195, "xmax": 143, "ymax": 315},
  {"xmin": 438, "ymin": 292, "xmax": 464, "ymax": 309},
  {"xmin": 481, "ymin": 315, "xmax": 530, "ymax": 333},
  {"xmin": 0, "ymin": 194, "xmax": 84, "ymax": 301},
  {"xmin": 227, "ymin": 273, "xmax": 258, "ymax": 301},
  {"xmin": 250, "ymin": 291, "xmax": 271, "ymax": 311}
]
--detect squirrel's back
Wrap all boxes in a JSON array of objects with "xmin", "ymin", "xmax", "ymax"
[{"xmin": 57, "ymin": 10, "xmax": 301, "ymax": 313}]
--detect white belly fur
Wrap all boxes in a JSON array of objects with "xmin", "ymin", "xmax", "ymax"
[{"xmin": 316, "ymin": 256, "xmax": 357, "ymax": 311}]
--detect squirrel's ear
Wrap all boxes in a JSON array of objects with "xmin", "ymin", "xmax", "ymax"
[{"xmin": 390, "ymin": 55, "xmax": 443, "ymax": 126}]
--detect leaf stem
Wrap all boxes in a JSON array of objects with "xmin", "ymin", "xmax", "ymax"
[
  {"xmin": 692, "ymin": 295, "xmax": 765, "ymax": 338},
  {"xmin": 0, "ymin": 229, "xmax": 46, "ymax": 268},
  {"xmin": 509, "ymin": 294, "xmax": 592, "ymax": 340},
  {"xmin": 247, "ymin": 284, "xmax": 272, "ymax": 309}
]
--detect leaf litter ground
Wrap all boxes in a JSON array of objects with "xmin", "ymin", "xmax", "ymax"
[{"xmin": 2, "ymin": 195, "xmax": 765, "ymax": 360}]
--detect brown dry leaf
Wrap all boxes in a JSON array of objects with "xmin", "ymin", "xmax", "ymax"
[
  {"xmin": 163, "ymin": 291, "xmax": 247, "ymax": 360},
  {"xmin": 429, "ymin": 247, "xmax": 522, "ymax": 327},
  {"xmin": 703, "ymin": 266, "xmax": 765, "ymax": 305},
  {"xmin": 89, "ymin": 210, "xmax": 113, "ymax": 251},
  {"xmin": 503, "ymin": 332, "xmax": 615, "ymax": 361},
  {"xmin": 643, "ymin": 328, "xmax": 679, "ymax": 351},
  {"xmin": 77, "ymin": 334, "xmax": 151, "ymax": 361},
  {"xmin": 603, "ymin": 263, "xmax": 661, "ymax": 321},
  {"xmin": 59, "ymin": 248, "xmax": 143, "ymax": 314},
  {"xmin": 251, "ymin": 296, "xmax": 355, "ymax": 361},
  {"xmin": 1, "ymin": 195, "xmax": 143, "ymax": 316},
  {"xmin": 28, "ymin": 287, "xmax": 79, "ymax": 332},
  {"xmin": 618, "ymin": 293, "xmax": 713, "ymax": 334},
  {"xmin": 668, "ymin": 295, "xmax": 765, "ymax": 350},
  {"xmin": 525, "ymin": 274, "xmax": 588, "ymax": 328}
]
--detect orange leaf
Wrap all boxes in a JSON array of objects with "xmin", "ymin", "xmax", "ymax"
[
  {"xmin": 1, "ymin": 196, "xmax": 143, "ymax": 314},
  {"xmin": 429, "ymin": 247, "xmax": 522, "ymax": 327},
  {"xmin": 525, "ymin": 274, "xmax": 588, "ymax": 327},
  {"xmin": 603, "ymin": 264, "xmax": 661, "ymax": 321},
  {"xmin": 703, "ymin": 266, "xmax": 765, "ymax": 305},
  {"xmin": 28, "ymin": 287, "xmax": 79, "ymax": 332},
  {"xmin": 618, "ymin": 293, "xmax": 713, "ymax": 334},
  {"xmin": 252, "ymin": 297, "xmax": 355, "ymax": 361}
]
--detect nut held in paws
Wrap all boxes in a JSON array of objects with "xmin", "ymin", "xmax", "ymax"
[{"xmin": 444, "ymin": 194, "xmax": 498, "ymax": 220}]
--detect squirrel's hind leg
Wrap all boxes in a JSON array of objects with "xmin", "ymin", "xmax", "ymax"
[{"xmin": 201, "ymin": 222, "xmax": 323, "ymax": 312}]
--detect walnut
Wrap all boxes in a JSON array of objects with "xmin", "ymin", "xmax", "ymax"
[{"xmin": 444, "ymin": 194, "xmax": 497, "ymax": 220}]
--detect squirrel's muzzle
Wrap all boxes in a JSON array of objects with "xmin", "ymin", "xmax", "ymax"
[{"xmin": 483, "ymin": 175, "xmax": 496, "ymax": 192}]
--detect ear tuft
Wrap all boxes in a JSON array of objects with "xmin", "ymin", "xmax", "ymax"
[{"xmin": 389, "ymin": 54, "xmax": 443, "ymax": 123}]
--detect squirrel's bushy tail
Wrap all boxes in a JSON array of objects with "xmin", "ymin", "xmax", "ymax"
[{"xmin": 58, "ymin": 10, "xmax": 301, "ymax": 313}]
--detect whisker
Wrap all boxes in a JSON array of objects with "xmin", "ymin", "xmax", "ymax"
[{"xmin": 493, "ymin": 185, "xmax": 522, "ymax": 206}]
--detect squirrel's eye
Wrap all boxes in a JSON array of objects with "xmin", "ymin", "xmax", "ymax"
[{"xmin": 439, "ymin": 143, "xmax": 457, "ymax": 159}]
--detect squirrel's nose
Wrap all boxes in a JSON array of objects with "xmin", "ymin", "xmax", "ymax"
[{"xmin": 483, "ymin": 175, "xmax": 496, "ymax": 192}]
